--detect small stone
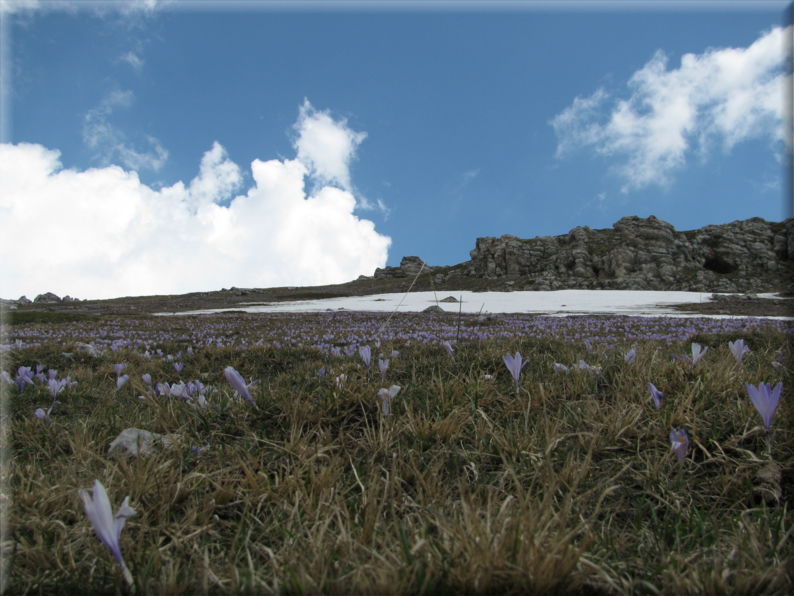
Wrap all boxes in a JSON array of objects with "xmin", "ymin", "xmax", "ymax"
[
  {"xmin": 423, "ymin": 305, "xmax": 445, "ymax": 313},
  {"xmin": 108, "ymin": 428, "xmax": 181, "ymax": 458},
  {"xmin": 75, "ymin": 342, "xmax": 106, "ymax": 357}
]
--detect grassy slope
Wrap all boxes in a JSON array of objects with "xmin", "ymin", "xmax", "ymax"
[{"xmin": 2, "ymin": 312, "xmax": 792, "ymax": 594}]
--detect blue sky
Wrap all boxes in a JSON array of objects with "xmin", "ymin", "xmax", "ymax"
[{"xmin": 1, "ymin": 1, "xmax": 791, "ymax": 300}]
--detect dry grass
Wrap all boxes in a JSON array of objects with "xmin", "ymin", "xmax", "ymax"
[{"xmin": 1, "ymin": 313, "xmax": 792, "ymax": 595}]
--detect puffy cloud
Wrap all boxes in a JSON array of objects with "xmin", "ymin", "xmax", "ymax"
[
  {"xmin": 0, "ymin": 106, "xmax": 390, "ymax": 300},
  {"xmin": 293, "ymin": 99, "xmax": 367, "ymax": 194},
  {"xmin": 83, "ymin": 90, "xmax": 168, "ymax": 172},
  {"xmin": 551, "ymin": 27, "xmax": 790, "ymax": 192}
]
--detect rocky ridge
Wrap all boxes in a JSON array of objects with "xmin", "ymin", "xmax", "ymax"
[{"xmin": 455, "ymin": 215, "xmax": 793, "ymax": 294}]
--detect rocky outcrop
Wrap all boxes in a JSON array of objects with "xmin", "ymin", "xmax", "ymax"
[
  {"xmin": 374, "ymin": 256, "xmax": 436, "ymax": 280},
  {"xmin": 34, "ymin": 292, "xmax": 61, "ymax": 303},
  {"xmin": 464, "ymin": 215, "xmax": 793, "ymax": 293}
]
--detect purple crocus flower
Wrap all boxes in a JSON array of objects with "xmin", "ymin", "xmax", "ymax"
[
  {"xmin": 441, "ymin": 341, "xmax": 454, "ymax": 361},
  {"xmin": 0, "ymin": 371, "xmax": 12, "ymax": 386},
  {"xmin": 670, "ymin": 427, "xmax": 689, "ymax": 466},
  {"xmin": 379, "ymin": 359, "xmax": 389, "ymax": 378},
  {"xmin": 15, "ymin": 367, "xmax": 35, "ymax": 393},
  {"xmin": 116, "ymin": 375, "xmax": 129, "ymax": 391},
  {"xmin": 745, "ymin": 382, "xmax": 782, "ymax": 441},
  {"xmin": 317, "ymin": 367, "xmax": 326, "ymax": 377},
  {"xmin": 647, "ymin": 382, "xmax": 663, "ymax": 409},
  {"xmin": 503, "ymin": 352, "xmax": 528, "ymax": 392},
  {"xmin": 48, "ymin": 378, "xmax": 63, "ymax": 401},
  {"xmin": 335, "ymin": 374, "xmax": 346, "ymax": 389},
  {"xmin": 169, "ymin": 381, "xmax": 187, "ymax": 399},
  {"xmin": 728, "ymin": 340, "xmax": 750, "ymax": 365},
  {"xmin": 174, "ymin": 362, "xmax": 183, "ymax": 374},
  {"xmin": 34, "ymin": 400, "xmax": 59, "ymax": 422},
  {"xmin": 48, "ymin": 369, "xmax": 57, "ymax": 380},
  {"xmin": 79, "ymin": 480, "xmax": 136, "ymax": 587},
  {"xmin": 552, "ymin": 363, "xmax": 569, "ymax": 374},
  {"xmin": 377, "ymin": 385, "xmax": 401, "ymax": 415},
  {"xmin": 691, "ymin": 343, "xmax": 708, "ymax": 366},
  {"xmin": 191, "ymin": 441, "xmax": 210, "ymax": 455},
  {"xmin": 114, "ymin": 363, "xmax": 126, "ymax": 377},
  {"xmin": 623, "ymin": 348, "xmax": 637, "ymax": 365},
  {"xmin": 223, "ymin": 366, "xmax": 259, "ymax": 409},
  {"xmin": 141, "ymin": 374, "xmax": 152, "ymax": 386},
  {"xmin": 359, "ymin": 345, "xmax": 372, "ymax": 368}
]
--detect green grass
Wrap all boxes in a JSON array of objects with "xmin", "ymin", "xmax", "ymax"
[
  {"xmin": 1, "ymin": 316, "xmax": 792, "ymax": 595},
  {"xmin": 5, "ymin": 312, "xmax": 100, "ymax": 325}
]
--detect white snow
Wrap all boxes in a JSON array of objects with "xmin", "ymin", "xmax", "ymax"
[{"xmin": 159, "ymin": 290, "xmax": 792, "ymax": 319}]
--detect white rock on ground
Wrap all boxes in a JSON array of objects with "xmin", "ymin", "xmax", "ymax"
[{"xmin": 108, "ymin": 428, "xmax": 181, "ymax": 457}]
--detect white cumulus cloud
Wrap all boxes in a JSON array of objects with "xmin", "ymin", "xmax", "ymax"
[
  {"xmin": 0, "ymin": 104, "xmax": 391, "ymax": 300},
  {"xmin": 293, "ymin": 99, "xmax": 367, "ymax": 195},
  {"xmin": 551, "ymin": 26, "xmax": 790, "ymax": 192}
]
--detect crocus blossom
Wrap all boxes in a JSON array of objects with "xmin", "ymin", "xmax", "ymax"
[
  {"xmin": 15, "ymin": 367, "xmax": 35, "ymax": 393},
  {"xmin": 116, "ymin": 375, "xmax": 129, "ymax": 391},
  {"xmin": 691, "ymin": 343, "xmax": 708, "ymax": 366},
  {"xmin": 503, "ymin": 352, "xmax": 528, "ymax": 392},
  {"xmin": 647, "ymin": 382, "xmax": 663, "ymax": 409},
  {"xmin": 670, "ymin": 427, "xmax": 689, "ymax": 466},
  {"xmin": 114, "ymin": 363, "xmax": 126, "ymax": 377},
  {"xmin": 377, "ymin": 385, "xmax": 401, "ymax": 415},
  {"xmin": 191, "ymin": 441, "xmax": 210, "ymax": 455},
  {"xmin": 317, "ymin": 367, "xmax": 326, "ymax": 377},
  {"xmin": 379, "ymin": 359, "xmax": 389, "ymax": 378},
  {"xmin": 47, "ymin": 378, "xmax": 63, "ymax": 401},
  {"xmin": 34, "ymin": 400, "xmax": 59, "ymax": 422},
  {"xmin": 223, "ymin": 366, "xmax": 259, "ymax": 409},
  {"xmin": 169, "ymin": 381, "xmax": 187, "ymax": 399},
  {"xmin": 623, "ymin": 348, "xmax": 637, "ymax": 365},
  {"xmin": 0, "ymin": 371, "xmax": 12, "ymax": 386},
  {"xmin": 359, "ymin": 345, "xmax": 372, "ymax": 368},
  {"xmin": 335, "ymin": 374, "xmax": 346, "ymax": 389},
  {"xmin": 141, "ymin": 374, "xmax": 152, "ymax": 386},
  {"xmin": 174, "ymin": 362, "xmax": 183, "ymax": 374},
  {"xmin": 79, "ymin": 480, "xmax": 136, "ymax": 587},
  {"xmin": 442, "ymin": 341, "xmax": 454, "ymax": 361},
  {"xmin": 745, "ymin": 381, "xmax": 782, "ymax": 441},
  {"xmin": 552, "ymin": 363, "xmax": 569, "ymax": 374},
  {"xmin": 729, "ymin": 340, "xmax": 751, "ymax": 364}
]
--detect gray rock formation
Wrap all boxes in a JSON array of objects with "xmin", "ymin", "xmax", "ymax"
[
  {"xmin": 422, "ymin": 305, "xmax": 445, "ymax": 313},
  {"xmin": 34, "ymin": 292, "xmax": 61, "ymax": 303},
  {"xmin": 464, "ymin": 215, "xmax": 793, "ymax": 293},
  {"xmin": 374, "ymin": 256, "xmax": 435, "ymax": 280}
]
